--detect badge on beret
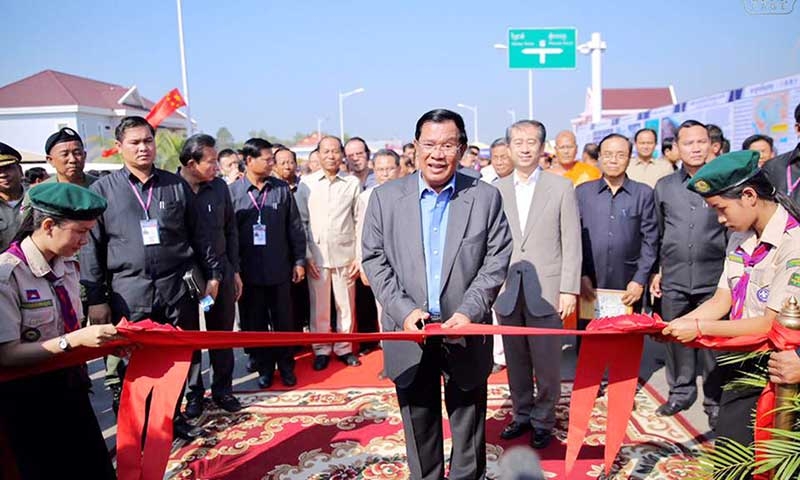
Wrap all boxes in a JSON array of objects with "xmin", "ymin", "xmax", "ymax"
[
  {"xmin": 756, "ymin": 287, "xmax": 769, "ymax": 303},
  {"xmin": 790, "ymin": 272, "xmax": 800, "ymax": 288},
  {"xmin": 22, "ymin": 327, "xmax": 41, "ymax": 342},
  {"xmin": 693, "ymin": 180, "xmax": 711, "ymax": 194}
]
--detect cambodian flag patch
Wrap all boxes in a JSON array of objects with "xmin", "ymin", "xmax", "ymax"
[
  {"xmin": 25, "ymin": 289, "xmax": 41, "ymax": 301},
  {"xmin": 756, "ymin": 287, "xmax": 769, "ymax": 303}
]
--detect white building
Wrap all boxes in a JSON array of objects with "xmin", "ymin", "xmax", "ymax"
[{"xmin": 0, "ymin": 69, "xmax": 192, "ymax": 162}]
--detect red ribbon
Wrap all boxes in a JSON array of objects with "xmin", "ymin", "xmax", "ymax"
[{"xmin": 2, "ymin": 315, "xmax": 798, "ymax": 480}]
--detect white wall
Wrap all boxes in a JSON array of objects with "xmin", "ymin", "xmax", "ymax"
[{"xmin": 0, "ymin": 113, "xmax": 78, "ymax": 156}]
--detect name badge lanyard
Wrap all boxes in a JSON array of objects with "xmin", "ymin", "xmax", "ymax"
[
  {"xmin": 129, "ymin": 180, "xmax": 154, "ymax": 220},
  {"xmin": 787, "ymin": 165, "xmax": 800, "ymax": 196},
  {"xmin": 248, "ymin": 188, "xmax": 269, "ymax": 224}
]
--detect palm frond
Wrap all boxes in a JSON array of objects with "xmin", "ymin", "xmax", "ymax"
[
  {"xmin": 724, "ymin": 369, "xmax": 768, "ymax": 391},
  {"xmin": 691, "ymin": 438, "xmax": 754, "ymax": 480},
  {"xmin": 753, "ymin": 428, "xmax": 800, "ymax": 479},
  {"xmin": 717, "ymin": 351, "xmax": 770, "ymax": 366}
]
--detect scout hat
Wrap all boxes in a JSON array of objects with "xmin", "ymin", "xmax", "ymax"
[
  {"xmin": 45, "ymin": 127, "xmax": 83, "ymax": 155},
  {"xmin": 687, "ymin": 150, "xmax": 760, "ymax": 197},
  {"xmin": 0, "ymin": 142, "xmax": 22, "ymax": 167},
  {"xmin": 28, "ymin": 182, "xmax": 107, "ymax": 220}
]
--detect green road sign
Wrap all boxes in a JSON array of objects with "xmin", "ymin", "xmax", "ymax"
[{"xmin": 508, "ymin": 28, "xmax": 577, "ymax": 69}]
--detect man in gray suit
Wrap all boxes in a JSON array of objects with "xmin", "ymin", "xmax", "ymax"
[
  {"xmin": 493, "ymin": 120, "xmax": 582, "ymax": 450},
  {"xmin": 362, "ymin": 109, "xmax": 512, "ymax": 480}
]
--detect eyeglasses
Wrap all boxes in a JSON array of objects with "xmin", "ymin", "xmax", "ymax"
[
  {"xmin": 600, "ymin": 152, "xmax": 630, "ymax": 161},
  {"xmin": 417, "ymin": 142, "xmax": 460, "ymax": 155}
]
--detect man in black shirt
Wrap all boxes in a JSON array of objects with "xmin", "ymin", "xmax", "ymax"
[
  {"xmin": 651, "ymin": 120, "xmax": 726, "ymax": 424},
  {"xmin": 762, "ymin": 102, "xmax": 800, "ymax": 203},
  {"xmin": 81, "ymin": 116, "xmax": 221, "ymax": 440},
  {"xmin": 576, "ymin": 133, "xmax": 658, "ymax": 309},
  {"xmin": 230, "ymin": 138, "xmax": 306, "ymax": 389},
  {"xmin": 178, "ymin": 134, "xmax": 243, "ymax": 417}
]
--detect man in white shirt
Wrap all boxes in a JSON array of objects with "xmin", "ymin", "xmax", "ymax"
[{"xmin": 296, "ymin": 136, "xmax": 362, "ymax": 370}]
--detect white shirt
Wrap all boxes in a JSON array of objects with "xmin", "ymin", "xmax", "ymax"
[
  {"xmin": 514, "ymin": 168, "xmax": 541, "ymax": 231},
  {"xmin": 480, "ymin": 164, "xmax": 498, "ymax": 184}
]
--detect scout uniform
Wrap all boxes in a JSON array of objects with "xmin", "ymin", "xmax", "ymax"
[
  {"xmin": 688, "ymin": 150, "xmax": 800, "ymax": 445},
  {"xmin": 0, "ymin": 183, "xmax": 114, "ymax": 479},
  {"xmin": 0, "ymin": 142, "xmax": 25, "ymax": 251}
]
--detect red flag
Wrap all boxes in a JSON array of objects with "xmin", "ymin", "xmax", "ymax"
[
  {"xmin": 100, "ymin": 89, "xmax": 186, "ymax": 158},
  {"xmin": 145, "ymin": 88, "xmax": 186, "ymax": 128}
]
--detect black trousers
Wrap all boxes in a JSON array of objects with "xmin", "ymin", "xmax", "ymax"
[
  {"xmin": 715, "ymin": 356, "xmax": 765, "ymax": 445},
  {"xmin": 661, "ymin": 290, "xmax": 722, "ymax": 413},
  {"xmin": 395, "ymin": 341, "xmax": 488, "ymax": 480},
  {"xmin": 187, "ymin": 271, "xmax": 236, "ymax": 400},
  {"xmin": 0, "ymin": 369, "xmax": 116, "ymax": 479},
  {"xmin": 239, "ymin": 282, "xmax": 295, "ymax": 376}
]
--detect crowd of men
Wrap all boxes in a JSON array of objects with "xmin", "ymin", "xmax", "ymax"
[{"xmin": 1, "ymin": 101, "xmax": 800, "ymax": 479}]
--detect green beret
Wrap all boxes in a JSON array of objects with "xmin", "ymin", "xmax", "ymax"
[
  {"xmin": 0, "ymin": 142, "xmax": 22, "ymax": 167},
  {"xmin": 687, "ymin": 150, "xmax": 761, "ymax": 197},
  {"xmin": 29, "ymin": 183, "xmax": 107, "ymax": 221},
  {"xmin": 45, "ymin": 127, "xmax": 83, "ymax": 155}
]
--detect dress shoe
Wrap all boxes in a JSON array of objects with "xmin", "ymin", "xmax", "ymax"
[
  {"xmin": 213, "ymin": 394, "xmax": 242, "ymax": 413},
  {"xmin": 173, "ymin": 417, "xmax": 207, "ymax": 441},
  {"xmin": 313, "ymin": 355, "xmax": 330, "ymax": 371},
  {"xmin": 257, "ymin": 374, "xmax": 273, "ymax": 389},
  {"xmin": 656, "ymin": 401, "xmax": 689, "ymax": 416},
  {"xmin": 279, "ymin": 370, "xmax": 297, "ymax": 387},
  {"xmin": 184, "ymin": 397, "xmax": 204, "ymax": 419},
  {"xmin": 500, "ymin": 421, "xmax": 532, "ymax": 440},
  {"xmin": 706, "ymin": 406, "xmax": 720, "ymax": 430},
  {"xmin": 531, "ymin": 428, "xmax": 552, "ymax": 449},
  {"xmin": 491, "ymin": 363, "xmax": 506, "ymax": 374},
  {"xmin": 338, "ymin": 353, "xmax": 362, "ymax": 367}
]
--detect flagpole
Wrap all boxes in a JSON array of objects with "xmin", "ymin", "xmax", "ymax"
[{"xmin": 176, "ymin": 0, "xmax": 192, "ymax": 134}]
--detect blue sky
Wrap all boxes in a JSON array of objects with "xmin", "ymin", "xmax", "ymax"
[{"xmin": 1, "ymin": 0, "xmax": 798, "ymax": 145}]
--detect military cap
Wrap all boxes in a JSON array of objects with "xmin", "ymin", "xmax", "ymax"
[
  {"xmin": 45, "ymin": 127, "xmax": 83, "ymax": 155},
  {"xmin": 28, "ymin": 182, "xmax": 107, "ymax": 220},
  {"xmin": 687, "ymin": 150, "xmax": 761, "ymax": 197},
  {"xmin": 0, "ymin": 142, "xmax": 22, "ymax": 167}
]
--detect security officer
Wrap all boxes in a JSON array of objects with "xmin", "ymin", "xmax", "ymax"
[
  {"xmin": 0, "ymin": 182, "xmax": 117, "ymax": 479},
  {"xmin": 662, "ymin": 150, "xmax": 800, "ymax": 446},
  {"xmin": 0, "ymin": 142, "xmax": 25, "ymax": 251}
]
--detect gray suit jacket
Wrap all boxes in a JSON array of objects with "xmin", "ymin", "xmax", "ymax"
[
  {"xmin": 493, "ymin": 171, "xmax": 582, "ymax": 318},
  {"xmin": 362, "ymin": 172, "xmax": 512, "ymax": 389}
]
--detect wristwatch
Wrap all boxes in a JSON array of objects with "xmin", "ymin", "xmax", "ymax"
[{"xmin": 58, "ymin": 335, "xmax": 71, "ymax": 352}]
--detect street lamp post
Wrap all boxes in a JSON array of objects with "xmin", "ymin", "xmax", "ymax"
[
  {"xmin": 176, "ymin": 0, "xmax": 192, "ymax": 133},
  {"xmin": 316, "ymin": 117, "xmax": 325, "ymax": 140},
  {"xmin": 456, "ymin": 103, "xmax": 479, "ymax": 144},
  {"xmin": 338, "ymin": 87, "xmax": 365, "ymax": 140},
  {"xmin": 577, "ymin": 32, "xmax": 607, "ymax": 125},
  {"xmin": 507, "ymin": 109, "xmax": 516, "ymax": 123},
  {"xmin": 494, "ymin": 43, "xmax": 533, "ymax": 119}
]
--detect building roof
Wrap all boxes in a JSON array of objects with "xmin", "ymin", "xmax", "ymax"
[
  {"xmin": 599, "ymin": 87, "xmax": 675, "ymax": 111},
  {"xmin": 0, "ymin": 69, "xmax": 158, "ymax": 110}
]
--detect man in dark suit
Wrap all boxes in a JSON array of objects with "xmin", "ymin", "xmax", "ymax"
[{"xmin": 362, "ymin": 109, "xmax": 512, "ymax": 480}]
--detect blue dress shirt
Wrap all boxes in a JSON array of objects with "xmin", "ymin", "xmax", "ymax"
[{"xmin": 419, "ymin": 173, "xmax": 456, "ymax": 316}]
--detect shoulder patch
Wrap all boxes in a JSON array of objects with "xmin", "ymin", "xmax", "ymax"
[
  {"xmin": 787, "ymin": 258, "xmax": 800, "ymax": 268},
  {"xmin": 0, "ymin": 256, "xmax": 21, "ymax": 283},
  {"xmin": 789, "ymin": 272, "xmax": 800, "ymax": 288}
]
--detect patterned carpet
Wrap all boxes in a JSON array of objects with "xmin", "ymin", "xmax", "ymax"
[{"xmin": 165, "ymin": 353, "xmax": 709, "ymax": 479}]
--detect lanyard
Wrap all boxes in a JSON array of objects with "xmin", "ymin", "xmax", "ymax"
[
  {"xmin": 128, "ymin": 180, "xmax": 154, "ymax": 220},
  {"xmin": 787, "ymin": 164, "xmax": 800, "ymax": 196},
  {"xmin": 248, "ymin": 188, "xmax": 269, "ymax": 224}
]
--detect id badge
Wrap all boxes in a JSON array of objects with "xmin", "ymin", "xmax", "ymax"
[
  {"xmin": 140, "ymin": 219, "xmax": 160, "ymax": 245},
  {"xmin": 253, "ymin": 224, "xmax": 267, "ymax": 245}
]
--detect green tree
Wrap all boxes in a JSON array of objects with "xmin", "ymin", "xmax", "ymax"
[
  {"xmin": 215, "ymin": 127, "xmax": 235, "ymax": 150},
  {"xmin": 155, "ymin": 129, "xmax": 186, "ymax": 172}
]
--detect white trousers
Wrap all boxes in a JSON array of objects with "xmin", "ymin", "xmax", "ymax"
[{"xmin": 308, "ymin": 266, "xmax": 356, "ymax": 356}]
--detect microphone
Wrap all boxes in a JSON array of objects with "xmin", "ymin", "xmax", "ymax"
[{"xmin": 498, "ymin": 445, "xmax": 546, "ymax": 480}]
